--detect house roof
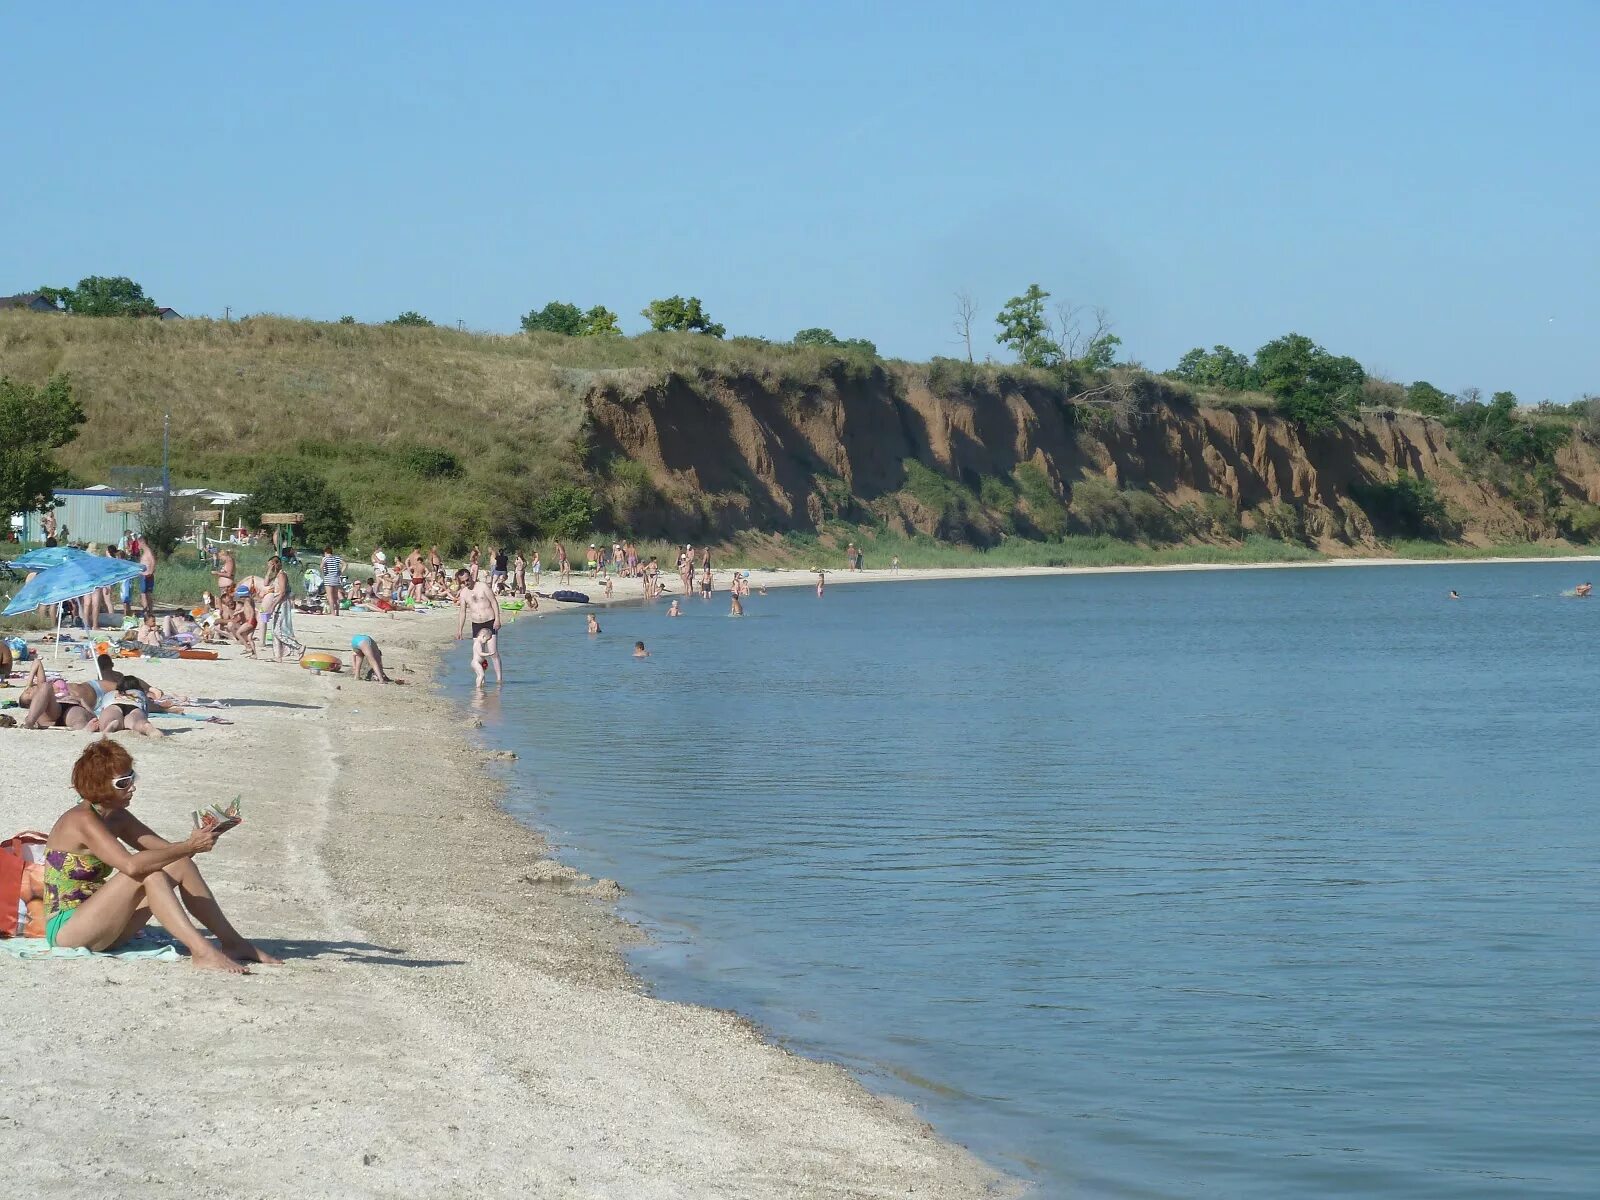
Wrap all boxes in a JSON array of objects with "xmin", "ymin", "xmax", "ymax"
[{"xmin": 0, "ymin": 292, "xmax": 57, "ymax": 310}]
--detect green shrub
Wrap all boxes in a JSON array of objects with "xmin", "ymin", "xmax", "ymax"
[
  {"xmin": 1200, "ymin": 493, "xmax": 1243, "ymax": 539},
  {"xmin": 1068, "ymin": 476, "xmax": 1134, "ymax": 538},
  {"xmin": 237, "ymin": 466, "xmax": 354, "ymax": 550},
  {"xmin": 396, "ymin": 443, "xmax": 462, "ymax": 479},
  {"xmin": 530, "ymin": 483, "xmax": 595, "ymax": 541},
  {"xmin": 1350, "ymin": 472, "xmax": 1453, "ymax": 539},
  {"xmin": 1013, "ymin": 463, "xmax": 1066, "ymax": 538},
  {"xmin": 1123, "ymin": 490, "xmax": 1180, "ymax": 543},
  {"xmin": 1254, "ymin": 500, "xmax": 1304, "ymax": 543},
  {"xmin": 1557, "ymin": 502, "xmax": 1600, "ymax": 543}
]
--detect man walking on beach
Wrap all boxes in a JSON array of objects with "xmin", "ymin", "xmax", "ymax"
[
  {"xmin": 139, "ymin": 540, "xmax": 157, "ymax": 619},
  {"xmin": 455, "ymin": 568, "xmax": 502, "ymax": 685}
]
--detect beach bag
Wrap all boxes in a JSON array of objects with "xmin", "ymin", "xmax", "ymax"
[{"xmin": 1, "ymin": 832, "xmax": 49, "ymax": 939}]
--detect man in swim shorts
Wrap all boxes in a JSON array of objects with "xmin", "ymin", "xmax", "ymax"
[
  {"xmin": 139, "ymin": 541, "xmax": 157, "ymax": 619},
  {"xmin": 455, "ymin": 568, "xmax": 502, "ymax": 685}
]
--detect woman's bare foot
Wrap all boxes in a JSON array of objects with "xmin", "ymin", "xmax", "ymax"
[
  {"xmin": 191, "ymin": 944, "xmax": 251, "ymax": 974},
  {"xmin": 223, "ymin": 940, "xmax": 282, "ymax": 965}
]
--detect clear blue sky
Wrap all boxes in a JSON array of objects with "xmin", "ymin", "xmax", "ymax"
[{"xmin": 3, "ymin": 1, "xmax": 1595, "ymax": 400}]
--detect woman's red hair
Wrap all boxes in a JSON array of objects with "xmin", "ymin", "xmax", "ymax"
[{"xmin": 72, "ymin": 738, "xmax": 134, "ymax": 805}]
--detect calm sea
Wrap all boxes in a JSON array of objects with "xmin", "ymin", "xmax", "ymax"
[{"xmin": 446, "ymin": 563, "xmax": 1599, "ymax": 1198}]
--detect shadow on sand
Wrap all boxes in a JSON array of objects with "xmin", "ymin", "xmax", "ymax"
[{"xmin": 247, "ymin": 938, "xmax": 465, "ymax": 968}]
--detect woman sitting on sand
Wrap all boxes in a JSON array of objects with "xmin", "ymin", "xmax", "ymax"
[{"xmin": 41, "ymin": 739, "xmax": 276, "ymax": 972}]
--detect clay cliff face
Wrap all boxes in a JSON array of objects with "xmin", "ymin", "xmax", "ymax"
[{"xmin": 584, "ymin": 365, "xmax": 1599, "ymax": 546}]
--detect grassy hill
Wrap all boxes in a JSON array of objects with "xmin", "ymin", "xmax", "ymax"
[{"xmin": 4, "ymin": 311, "xmax": 1598, "ymax": 562}]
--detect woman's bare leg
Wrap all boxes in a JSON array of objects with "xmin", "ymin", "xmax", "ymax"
[
  {"xmin": 21, "ymin": 689, "xmax": 60, "ymax": 729},
  {"xmin": 61, "ymin": 705, "xmax": 97, "ymax": 732},
  {"xmin": 96, "ymin": 707, "xmax": 125, "ymax": 734},
  {"xmin": 161, "ymin": 856, "xmax": 280, "ymax": 964},
  {"xmin": 121, "ymin": 709, "xmax": 165, "ymax": 739},
  {"xmin": 55, "ymin": 871, "xmax": 245, "ymax": 973}
]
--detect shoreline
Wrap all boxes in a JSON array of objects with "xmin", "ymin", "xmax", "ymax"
[{"xmin": 0, "ymin": 603, "xmax": 1015, "ymax": 1199}]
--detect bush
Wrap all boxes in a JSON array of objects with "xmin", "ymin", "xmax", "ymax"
[
  {"xmin": 1350, "ymin": 472, "xmax": 1453, "ymax": 539},
  {"xmin": 375, "ymin": 514, "xmax": 424, "ymax": 551},
  {"xmin": 1012, "ymin": 463, "xmax": 1065, "ymax": 538},
  {"xmin": 1068, "ymin": 476, "xmax": 1134, "ymax": 538},
  {"xmin": 396, "ymin": 443, "xmax": 462, "ymax": 479},
  {"xmin": 530, "ymin": 483, "xmax": 594, "ymax": 540},
  {"xmin": 1201, "ymin": 493, "xmax": 1243, "ymax": 539},
  {"xmin": 1557, "ymin": 502, "xmax": 1600, "ymax": 543},
  {"xmin": 136, "ymin": 500, "xmax": 188, "ymax": 558},
  {"xmin": 1123, "ymin": 490, "xmax": 1180, "ymax": 543},
  {"xmin": 1254, "ymin": 500, "xmax": 1304, "ymax": 543},
  {"xmin": 237, "ymin": 466, "xmax": 354, "ymax": 550}
]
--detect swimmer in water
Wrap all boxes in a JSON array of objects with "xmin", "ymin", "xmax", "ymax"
[
  {"xmin": 1448, "ymin": 590, "xmax": 1459, "ymax": 600},
  {"xmin": 1576, "ymin": 582, "xmax": 1593, "ymax": 598},
  {"xmin": 667, "ymin": 600, "xmax": 681, "ymax": 617},
  {"xmin": 633, "ymin": 641, "xmax": 650, "ymax": 658},
  {"xmin": 816, "ymin": 570, "xmax": 825, "ymax": 597},
  {"xmin": 586, "ymin": 613, "xmax": 600, "ymax": 635}
]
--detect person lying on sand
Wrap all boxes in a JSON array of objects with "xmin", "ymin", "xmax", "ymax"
[
  {"xmin": 17, "ymin": 660, "xmax": 99, "ymax": 731},
  {"xmin": 41, "ymin": 739, "xmax": 277, "ymax": 972}
]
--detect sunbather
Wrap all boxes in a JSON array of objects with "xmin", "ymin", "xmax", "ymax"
[
  {"xmin": 40, "ymin": 739, "xmax": 277, "ymax": 971},
  {"xmin": 17, "ymin": 661, "xmax": 99, "ymax": 731}
]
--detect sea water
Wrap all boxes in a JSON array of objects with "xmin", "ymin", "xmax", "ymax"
[{"xmin": 446, "ymin": 563, "xmax": 1599, "ymax": 1198}]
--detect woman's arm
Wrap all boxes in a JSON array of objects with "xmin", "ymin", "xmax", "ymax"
[{"xmin": 76, "ymin": 808, "xmax": 214, "ymax": 878}]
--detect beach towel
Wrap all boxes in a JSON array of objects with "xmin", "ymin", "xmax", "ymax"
[{"xmin": 0, "ymin": 937, "xmax": 180, "ymax": 961}]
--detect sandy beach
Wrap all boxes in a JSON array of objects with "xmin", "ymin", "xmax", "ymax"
[{"xmin": 0, "ymin": 588, "xmax": 1019, "ymax": 1200}]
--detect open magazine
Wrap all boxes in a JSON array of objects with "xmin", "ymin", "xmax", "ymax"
[{"xmin": 192, "ymin": 797, "xmax": 243, "ymax": 836}]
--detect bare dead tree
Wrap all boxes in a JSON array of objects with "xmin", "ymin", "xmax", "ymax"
[
  {"xmin": 1068, "ymin": 376, "xmax": 1142, "ymax": 431},
  {"xmin": 952, "ymin": 291, "xmax": 978, "ymax": 363},
  {"xmin": 1048, "ymin": 302, "xmax": 1115, "ymax": 364}
]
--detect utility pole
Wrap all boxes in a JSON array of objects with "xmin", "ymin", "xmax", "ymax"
[
  {"xmin": 162, "ymin": 412, "xmax": 171, "ymax": 501},
  {"xmin": 224, "ymin": 305, "xmax": 232, "ymax": 322}
]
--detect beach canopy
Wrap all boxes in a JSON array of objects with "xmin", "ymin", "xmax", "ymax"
[
  {"xmin": 3, "ymin": 554, "xmax": 144, "ymax": 616},
  {"xmin": 10, "ymin": 546, "xmax": 95, "ymax": 570}
]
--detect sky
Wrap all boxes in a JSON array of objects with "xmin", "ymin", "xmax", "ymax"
[{"xmin": 2, "ymin": 1, "xmax": 1595, "ymax": 400}]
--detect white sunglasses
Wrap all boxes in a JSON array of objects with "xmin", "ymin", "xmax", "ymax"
[{"xmin": 111, "ymin": 771, "xmax": 138, "ymax": 790}]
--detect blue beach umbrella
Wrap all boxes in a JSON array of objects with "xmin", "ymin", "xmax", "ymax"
[
  {"xmin": 3, "ymin": 554, "xmax": 144, "ymax": 616},
  {"xmin": 11, "ymin": 546, "xmax": 94, "ymax": 570}
]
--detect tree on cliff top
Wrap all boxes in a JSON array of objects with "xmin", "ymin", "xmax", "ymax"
[
  {"xmin": 0, "ymin": 374, "xmax": 85, "ymax": 521},
  {"xmin": 642, "ymin": 295, "xmax": 725, "ymax": 337},
  {"xmin": 995, "ymin": 284, "xmax": 1059, "ymax": 368},
  {"xmin": 388, "ymin": 311, "xmax": 434, "ymax": 327},
  {"xmin": 1171, "ymin": 345, "xmax": 1259, "ymax": 391},
  {"xmin": 793, "ymin": 328, "xmax": 878, "ymax": 356},
  {"xmin": 37, "ymin": 276, "xmax": 159, "ymax": 317},
  {"xmin": 522, "ymin": 301, "xmax": 621, "ymax": 336},
  {"xmin": 1254, "ymin": 333, "xmax": 1365, "ymax": 433},
  {"xmin": 1405, "ymin": 381, "xmax": 1455, "ymax": 417}
]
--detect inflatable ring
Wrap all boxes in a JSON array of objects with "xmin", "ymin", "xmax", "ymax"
[
  {"xmin": 500, "ymin": 601, "xmax": 524, "ymax": 611},
  {"xmin": 299, "ymin": 651, "xmax": 342, "ymax": 672}
]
